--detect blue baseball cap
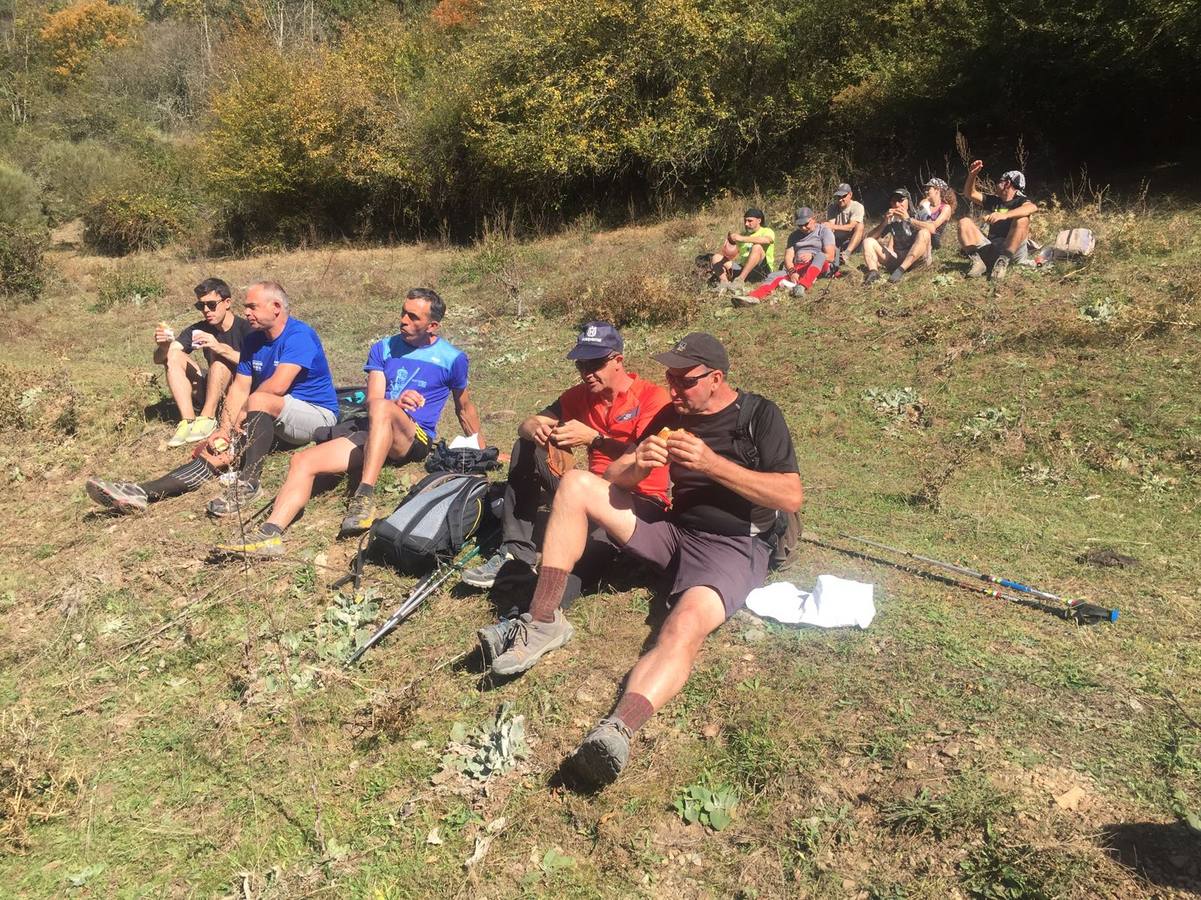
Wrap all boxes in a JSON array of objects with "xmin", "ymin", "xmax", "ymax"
[{"xmin": 566, "ymin": 321, "xmax": 623, "ymax": 360}]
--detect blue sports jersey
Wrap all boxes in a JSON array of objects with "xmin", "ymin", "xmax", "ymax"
[
  {"xmin": 364, "ymin": 334, "xmax": 469, "ymax": 440},
  {"xmin": 237, "ymin": 317, "xmax": 339, "ymax": 417}
]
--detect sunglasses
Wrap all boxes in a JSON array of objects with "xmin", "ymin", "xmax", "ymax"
[
  {"xmin": 576, "ymin": 354, "xmax": 617, "ymax": 374},
  {"xmin": 194, "ymin": 299, "xmax": 224, "ymax": 311},
  {"xmin": 666, "ymin": 369, "xmax": 715, "ymax": 390}
]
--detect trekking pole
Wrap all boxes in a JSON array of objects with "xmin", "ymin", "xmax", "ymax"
[
  {"xmin": 344, "ymin": 539, "xmax": 487, "ymax": 667},
  {"xmin": 840, "ymin": 534, "xmax": 1119, "ymax": 624}
]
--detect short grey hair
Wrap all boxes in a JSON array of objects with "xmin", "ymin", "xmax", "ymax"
[{"xmin": 248, "ymin": 279, "xmax": 290, "ymax": 311}]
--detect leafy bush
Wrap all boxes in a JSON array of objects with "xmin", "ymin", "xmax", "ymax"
[
  {"xmin": 82, "ymin": 190, "xmax": 195, "ymax": 255},
  {"xmin": 0, "ymin": 165, "xmax": 44, "ymax": 228},
  {"xmin": 31, "ymin": 140, "xmax": 136, "ymax": 223},
  {"xmin": 38, "ymin": 0, "xmax": 143, "ymax": 81},
  {"xmin": 94, "ymin": 263, "xmax": 165, "ymax": 311},
  {"xmin": 0, "ymin": 225, "xmax": 49, "ymax": 303},
  {"xmin": 541, "ymin": 272, "xmax": 700, "ymax": 327}
]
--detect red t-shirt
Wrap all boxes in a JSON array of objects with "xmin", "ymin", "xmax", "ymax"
[{"xmin": 549, "ymin": 374, "xmax": 671, "ymax": 504}]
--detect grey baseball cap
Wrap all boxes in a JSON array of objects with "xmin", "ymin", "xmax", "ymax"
[{"xmin": 833, "ymin": 183, "xmax": 852, "ymax": 197}]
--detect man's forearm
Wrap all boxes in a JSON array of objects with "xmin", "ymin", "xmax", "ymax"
[
  {"xmin": 457, "ymin": 400, "xmax": 482, "ymax": 443},
  {"xmin": 220, "ymin": 382, "xmax": 250, "ymax": 431},
  {"xmin": 605, "ymin": 455, "xmax": 652, "ymax": 490},
  {"xmin": 708, "ymin": 456, "xmax": 803, "ymax": 512}
]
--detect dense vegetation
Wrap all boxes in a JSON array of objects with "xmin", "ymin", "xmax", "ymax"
[{"xmin": 1, "ymin": 0, "xmax": 1199, "ymax": 254}]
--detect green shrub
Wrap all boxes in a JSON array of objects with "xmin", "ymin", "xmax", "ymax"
[
  {"xmin": 0, "ymin": 164, "xmax": 44, "ymax": 228},
  {"xmin": 32, "ymin": 140, "xmax": 136, "ymax": 224},
  {"xmin": 541, "ymin": 272, "xmax": 700, "ymax": 327},
  {"xmin": 94, "ymin": 263, "xmax": 165, "ymax": 311},
  {"xmin": 82, "ymin": 190, "xmax": 194, "ymax": 255},
  {"xmin": 0, "ymin": 225, "xmax": 49, "ymax": 303}
]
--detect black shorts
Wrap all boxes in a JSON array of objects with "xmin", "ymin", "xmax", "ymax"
[{"xmin": 326, "ymin": 416, "xmax": 431, "ymax": 465}]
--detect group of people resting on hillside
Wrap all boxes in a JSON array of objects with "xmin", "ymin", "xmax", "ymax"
[
  {"xmin": 86, "ymin": 282, "xmax": 802, "ymax": 790},
  {"xmin": 701, "ymin": 159, "xmax": 1037, "ymax": 305}
]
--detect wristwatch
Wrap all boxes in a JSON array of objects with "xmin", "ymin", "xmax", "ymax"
[{"xmin": 589, "ymin": 433, "xmax": 604, "ymax": 450}]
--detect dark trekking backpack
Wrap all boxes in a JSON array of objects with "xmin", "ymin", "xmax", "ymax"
[
  {"xmin": 733, "ymin": 392, "xmax": 803, "ymax": 571},
  {"xmin": 368, "ymin": 471, "xmax": 494, "ymax": 575}
]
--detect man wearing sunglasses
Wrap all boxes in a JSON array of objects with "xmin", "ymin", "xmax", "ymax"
[
  {"xmin": 152, "ymin": 277, "xmax": 252, "ymax": 447},
  {"xmin": 463, "ymin": 322, "xmax": 670, "ymax": 648},
  {"xmin": 487, "ymin": 332, "xmax": 802, "ymax": 789}
]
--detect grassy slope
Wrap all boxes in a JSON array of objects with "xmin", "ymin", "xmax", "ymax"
[{"xmin": 0, "ymin": 198, "xmax": 1199, "ymax": 897}]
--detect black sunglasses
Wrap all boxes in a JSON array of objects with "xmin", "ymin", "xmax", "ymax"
[
  {"xmin": 194, "ymin": 299, "xmax": 224, "ymax": 311},
  {"xmin": 576, "ymin": 354, "xmax": 617, "ymax": 374},
  {"xmin": 666, "ymin": 369, "xmax": 715, "ymax": 390}
]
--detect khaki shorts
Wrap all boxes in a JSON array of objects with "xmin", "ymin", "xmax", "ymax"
[{"xmin": 275, "ymin": 395, "xmax": 338, "ymax": 446}]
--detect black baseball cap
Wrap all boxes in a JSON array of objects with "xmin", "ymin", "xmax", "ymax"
[
  {"xmin": 890, "ymin": 188, "xmax": 912, "ymax": 203},
  {"xmin": 566, "ymin": 321, "xmax": 623, "ymax": 360},
  {"xmin": 743, "ymin": 207, "xmax": 765, "ymax": 221},
  {"xmin": 653, "ymin": 332, "xmax": 730, "ymax": 373}
]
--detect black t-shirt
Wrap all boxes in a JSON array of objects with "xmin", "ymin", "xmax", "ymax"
[
  {"xmin": 983, "ymin": 193, "xmax": 1030, "ymax": 242},
  {"xmin": 177, "ymin": 315, "xmax": 253, "ymax": 364},
  {"xmin": 638, "ymin": 391, "xmax": 798, "ymax": 536}
]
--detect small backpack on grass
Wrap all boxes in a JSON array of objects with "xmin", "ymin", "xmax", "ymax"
[{"xmin": 368, "ymin": 471, "xmax": 493, "ymax": 574}]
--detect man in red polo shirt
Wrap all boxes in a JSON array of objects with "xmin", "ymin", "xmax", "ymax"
[{"xmin": 463, "ymin": 322, "xmax": 671, "ymax": 660}]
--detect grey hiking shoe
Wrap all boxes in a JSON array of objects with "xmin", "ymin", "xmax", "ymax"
[
  {"xmin": 568, "ymin": 718, "xmax": 632, "ymax": 790},
  {"xmin": 206, "ymin": 476, "xmax": 261, "ymax": 517},
  {"xmin": 490, "ymin": 610, "xmax": 574, "ymax": 677},
  {"xmin": 888, "ymin": 266, "xmax": 906, "ymax": 284},
  {"xmin": 339, "ymin": 493, "xmax": 378, "ymax": 538},
  {"xmin": 966, "ymin": 252, "xmax": 988, "ymax": 278},
  {"xmin": 462, "ymin": 552, "xmax": 512, "ymax": 589},
  {"xmin": 789, "ymin": 284, "xmax": 806, "ymax": 298},
  {"xmin": 990, "ymin": 254, "xmax": 1010, "ymax": 281},
  {"xmin": 863, "ymin": 270, "xmax": 880, "ymax": 286},
  {"xmin": 477, "ymin": 605, "xmax": 521, "ymax": 666},
  {"xmin": 86, "ymin": 478, "xmax": 148, "ymax": 513}
]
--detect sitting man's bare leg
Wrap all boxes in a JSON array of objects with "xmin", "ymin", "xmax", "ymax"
[{"xmin": 337, "ymin": 398, "xmax": 419, "ymax": 536}]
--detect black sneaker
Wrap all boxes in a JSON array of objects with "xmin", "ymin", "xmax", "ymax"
[
  {"xmin": 863, "ymin": 270, "xmax": 880, "ymax": 286},
  {"xmin": 567, "ymin": 718, "xmax": 632, "ymax": 790},
  {"xmin": 888, "ymin": 266, "xmax": 906, "ymax": 284},
  {"xmin": 462, "ymin": 552, "xmax": 511, "ymax": 589}
]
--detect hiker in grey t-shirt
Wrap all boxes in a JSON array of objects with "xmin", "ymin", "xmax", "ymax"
[
  {"xmin": 957, "ymin": 161, "xmax": 1038, "ymax": 281},
  {"xmin": 822, "ymin": 183, "xmax": 865, "ymax": 262}
]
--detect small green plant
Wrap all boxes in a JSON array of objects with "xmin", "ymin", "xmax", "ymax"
[
  {"xmin": 719, "ymin": 720, "xmax": 786, "ymax": 794},
  {"xmin": 0, "ymin": 224, "xmax": 49, "ymax": 303},
  {"xmin": 674, "ymin": 777, "xmax": 739, "ymax": 831},
  {"xmin": 1078, "ymin": 295, "xmax": 1123, "ymax": 325},
  {"xmin": 862, "ymin": 387, "xmax": 929, "ymax": 429},
  {"xmin": 438, "ymin": 702, "xmax": 529, "ymax": 782},
  {"xmin": 881, "ymin": 773, "xmax": 1013, "ymax": 838},
  {"xmin": 94, "ymin": 264, "xmax": 166, "ymax": 312},
  {"xmin": 542, "ymin": 272, "xmax": 700, "ymax": 327}
]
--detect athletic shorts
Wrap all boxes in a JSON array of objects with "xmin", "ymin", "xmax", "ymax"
[
  {"xmin": 973, "ymin": 237, "xmax": 1028, "ymax": 267},
  {"xmin": 275, "ymin": 396, "xmax": 338, "ymax": 446},
  {"xmin": 346, "ymin": 420, "xmax": 432, "ymax": 464},
  {"xmin": 731, "ymin": 258, "xmax": 774, "ymax": 283},
  {"xmin": 878, "ymin": 241, "xmax": 930, "ymax": 271},
  {"xmin": 622, "ymin": 519, "xmax": 769, "ymax": 619}
]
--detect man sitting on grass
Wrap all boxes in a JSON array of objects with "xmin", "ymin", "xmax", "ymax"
[
  {"xmin": 86, "ymin": 280, "xmax": 335, "ymax": 515},
  {"xmin": 215, "ymin": 288, "xmax": 483, "ymax": 558},
  {"xmin": 154, "ymin": 277, "xmax": 251, "ymax": 447},
  {"xmin": 699, "ymin": 208, "xmax": 776, "ymax": 289},
  {"xmin": 733, "ymin": 207, "xmax": 837, "ymax": 306},
  {"xmin": 482, "ymin": 332, "xmax": 802, "ymax": 790},
  {"xmin": 957, "ymin": 161, "xmax": 1037, "ymax": 280},
  {"xmin": 462, "ymin": 322, "xmax": 670, "ymax": 659},
  {"xmin": 823, "ymin": 183, "xmax": 865, "ymax": 264},
  {"xmin": 861, "ymin": 188, "xmax": 933, "ymax": 285}
]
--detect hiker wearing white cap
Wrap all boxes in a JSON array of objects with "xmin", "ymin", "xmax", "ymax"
[
  {"xmin": 822, "ymin": 183, "xmax": 865, "ymax": 263},
  {"xmin": 957, "ymin": 161, "xmax": 1038, "ymax": 281}
]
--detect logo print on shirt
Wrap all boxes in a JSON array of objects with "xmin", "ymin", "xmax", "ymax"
[{"xmin": 615, "ymin": 405, "xmax": 639, "ymax": 422}]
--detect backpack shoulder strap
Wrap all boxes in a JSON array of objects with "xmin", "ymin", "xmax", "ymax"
[{"xmin": 734, "ymin": 391, "xmax": 765, "ymax": 470}]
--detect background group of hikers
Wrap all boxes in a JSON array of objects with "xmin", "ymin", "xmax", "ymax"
[
  {"xmin": 86, "ymin": 281, "xmax": 801, "ymax": 789},
  {"xmin": 702, "ymin": 158, "xmax": 1037, "ymax": 305}
]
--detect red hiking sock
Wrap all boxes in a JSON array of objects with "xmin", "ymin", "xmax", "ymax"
[
  {"xmin": 528, "ymin": 566, "xmax": 569, "ymax": 623},
  {"xmin": 611, "ymin": 692, "xmax": 654, "ymax": 732}
]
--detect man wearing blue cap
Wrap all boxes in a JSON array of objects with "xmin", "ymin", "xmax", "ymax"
[
  {"xmin": 463, "ymin": 323, "xmax": 671, "ymax": 622},
  {"xmin": 958, "ymin": 160, "xmax": 1038, "ymax": 280}
]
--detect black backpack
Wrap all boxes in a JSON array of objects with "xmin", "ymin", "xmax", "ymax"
[
  {"xmin": 733, "ymin": 392, "xmax": 803, "ymax": 571},
  {"xmin": 368, "ymin": 471, "xmax": 494, "ymax": 574}
]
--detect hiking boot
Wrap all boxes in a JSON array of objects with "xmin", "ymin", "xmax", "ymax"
[
  {"xmin": 567, "ymin": 718, "xmax": 632, "ymax": 790},
  {"xmin": 477, "ymin": 605, "xmax": 521, "ymax": 666},
  {"xmin": 990, "ymin": 254, "xmax": 1010, "ymax": 281},
  {"xmin": 214, "ymin": 530, "xmax": 284, "ymax": 558},
  {"xmin": 966, "ymin": 253, "xmax": 988, "ymax": 278},
  {"xmin": 463, "ymin": 552, "xmax": 512, "ymax": 589},
  {"xmin": 206, "ymin": 477, "xmax": 261, "ymax": 517},
  {"xmin": 789, "ymin": 284, "xmax": 806, "ymax": 298},
  {"xmin": 86, "ymin": 478, "xmax": 148, "ymax": 514},
  {"xmin": 863, "ymin": 270, "xmax": 880, "ymax": 286},
  {"xmin": 186, "ymin": 416, "xmax": 217, "ymax": 442},
  {"xmin": 167, "ymin": 420, "xmax": 192, "ymax": 447},
  {"xmin": 339, "ymin": 493, "xmax": 378, "ymax": 538},
  {"xmin": 888, "ymin": 266, "xmax": 906, "ymax": 284},
  {"xmin": 490, "ymin": 610, "xmax": 574, "ymax": 677},
  {"xmin": 715, "ymin": 280, "xmax": 739, "ymax": 293},
  {"xmin": 731, "ymin": 293, "xmax": 760, "ymax": 308}
]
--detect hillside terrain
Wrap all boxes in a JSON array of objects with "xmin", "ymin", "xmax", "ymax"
[{"xmin": 0, "ymin": 196, "xmax": 1199, "ymax": 897}]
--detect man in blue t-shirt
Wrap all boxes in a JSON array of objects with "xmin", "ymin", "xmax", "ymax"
[
  {"xmin": 203, "ymin": 280, "xmax": 340, "ymax": 517},
  {"xmin": 216, "ymin": 288, "xmax": 484, "ymax": 557}
]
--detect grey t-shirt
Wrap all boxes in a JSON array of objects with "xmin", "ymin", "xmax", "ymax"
[
  {"xmin": 825, "ymin": 199, "xmax": 865, "ymax": 225},
  {"xmin": 790, "ymin": 224, "xmax": 837, "ymax": 266}
]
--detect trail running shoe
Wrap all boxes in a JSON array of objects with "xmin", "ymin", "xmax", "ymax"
[
  {"xmin": 476, "ymin": 605, "xmax": 522, "ymax": 666},
  {"xmin": 214, "ymin": 531, "xmax": 284, "ymax": 558},
  {"xmin": 567, "ymin": 718, "xmax": 633, "ymax": 790},
  {"xmin": 206, "ymin": 477, "xmax": 261, "ymax": 517},
  {"xmin": 86, "ymin": 478, "xmax": 148, "ymax": 513},
  {"xmin": 966, "ymin": 253, "xmax": 988, "ymax": 278},
  {"xmin": 490, "ymin": 610, "xmax": 574, "ymax": 677},
  {"xmin": 463, "ymin": 552, "xmax": 512, "ymax": 589},
  {"xmin": 167, "ymin": 420, "xmax": 192, "ymax": 447},
  {"xmin": 731, "ymin": 293, "xmax": 760, "ymax": 307},
  {"xmin": 186, "ymin": 416, "xmax": 217, "ymax": 442},
  {"xmin": 863, "ymin": 270, "xmax": 880, "ymax": 286},
  {"xmin": 990, "ymin": 255, "xmax": 1010, "ymax": 281},
  {"xmin": 888, "ymin": 266, "xmax": 906, "ymax": 284},
  {"xmin": 338, "ymin": 493, "xmax": 378, "ymax": 538}
]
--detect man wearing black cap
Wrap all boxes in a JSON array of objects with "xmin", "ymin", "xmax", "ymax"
[
  {"xmin": 957, "ymin": 160, "xmax": 1038, "ymax": 280},
  {"xmin": 822, "ymin": 183, "xmax": 865, "ymax": 263},
  {"xmin": 701, "ymin": 208, "xmax": 776, "ymax": 288},
  {"xmin": 861, "ymin": 188, "xmax": 933, "ymax": 285},
  {"xmin": 463, "ymin": 322, "xmax": 670, "ymax": 614},
  {"xmin": 487, "ymin": 332, "xmax": 802, "ymax": 789}
]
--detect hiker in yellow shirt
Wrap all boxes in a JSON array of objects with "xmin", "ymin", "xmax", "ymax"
[{"xmin": 699, "ymin": 207, "xmax": 776, "ymax": 290}]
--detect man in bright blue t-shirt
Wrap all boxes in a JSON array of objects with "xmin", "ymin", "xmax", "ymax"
[
  {"xmin": 217, "ymin": 287, "xmax": 484, "ymax": 557},
  {"xmin": 204, "ymin": 280, "xmax": 340, "ymax": 517}
]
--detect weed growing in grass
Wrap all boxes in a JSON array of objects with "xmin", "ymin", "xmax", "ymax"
[
  {"xmin": 880, "ymin": 773, "xmax": 1013, "ymax": 838},
  {"xmin": 0, "ymin": 708, "xmax": 82, "ymax": 850},
  {"xmin": 788, "ymin": 802, "xmax": 855, "ymax": 870},
  {"xmin": 94, "ymin": 264, "xmax": 166, "ymax": 312},
  {"xmin": 673, "ymin": 660, "xmax": 729, "ymax": 720},
  {"xmin": 958, "ymin": 825, "xmax": 1089, "ymax": 899},
  {"xmin": 541, "ymin": 272, "xmax": 700, "ymax": 327},
  {"xmin": 719, "ymin": 719, "xmax": 787, "ymax": 794},
  {"xmin": 674, "ymin": 776, "xmax": 739, "ymax": 831},
  {"xmin": 861, "ymin": 387, "xmax": 929, "ymax": 430}
]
